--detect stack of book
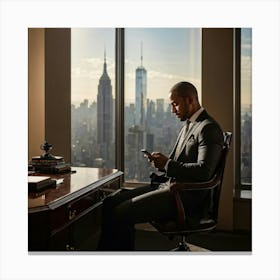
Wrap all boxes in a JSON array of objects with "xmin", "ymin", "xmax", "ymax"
[
  {"xmin": 28, "ymin": 176, "xmax": 56, "ymax": 192},
  {"xmin": 30, "ymin": 155, "xmax": 71, "ymax": 174}
]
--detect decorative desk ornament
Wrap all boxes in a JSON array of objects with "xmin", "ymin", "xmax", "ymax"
[
  {"xmin": 30, "ymin": 141, "xmax": 71, "ymax": 174},
  {"xmin": 40, "ymin": 141, "xmax": 55, "ymax": 159}
]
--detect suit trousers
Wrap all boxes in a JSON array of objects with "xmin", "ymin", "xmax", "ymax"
[{"xmin": 97, "ymin": 183, "xmax": 177, "ymax": 251}]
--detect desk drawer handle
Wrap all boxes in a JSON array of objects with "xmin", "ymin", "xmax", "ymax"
[
  {"xmin": 66, "ymin": 244, "xmax": 75, "ymax": 251},
  {"xmin": 68, "ymin": 209, "xmax": 77, "ymax": 220}
]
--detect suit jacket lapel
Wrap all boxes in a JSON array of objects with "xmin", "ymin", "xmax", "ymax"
[
  {"xmin": 176, "ymin": 110, "xmax": 209, "ymax": 159},
  {"xmin": 176, "ymin": 121, "xmax": 199, "ymax": 157}
]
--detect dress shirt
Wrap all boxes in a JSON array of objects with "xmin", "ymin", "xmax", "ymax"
[{"xmin": 189, "ymin": 107, "xmax": 204, "ymax": 124}]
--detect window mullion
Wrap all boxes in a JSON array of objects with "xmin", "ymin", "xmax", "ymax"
[
  {"xmin": 115, "ymin": 28, "xmax": 125, "ymax": 172},
  {"xmin": 234, "ymin": 28, "xmax": 241, "ymax": 191}
]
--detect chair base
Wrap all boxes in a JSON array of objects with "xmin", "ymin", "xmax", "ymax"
[{"xmin": 172, "ymin": 241, "xmax": 191, "ymax": 251}]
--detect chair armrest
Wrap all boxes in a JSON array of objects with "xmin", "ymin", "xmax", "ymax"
[
  {"xmin": 170, "ymin": 174, "xmax": 221, "ymax": 193},
  {"xmin": 150, "ymin": 172, "xmax": 169, "ymax": 186}
]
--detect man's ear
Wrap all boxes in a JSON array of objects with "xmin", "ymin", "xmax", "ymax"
[{"xmin": 186, "ymin": 95, "xmax": 193, "ymax": 104}]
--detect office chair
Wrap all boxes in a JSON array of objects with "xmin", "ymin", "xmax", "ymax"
[{"xmin": 151, "ymin": 132, "xmax": 232, "ymax": 251}]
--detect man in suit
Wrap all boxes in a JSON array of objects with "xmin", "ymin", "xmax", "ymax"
[{"xmin": 97, "ymin": 81, "xmax": 224, "ymax": 251}]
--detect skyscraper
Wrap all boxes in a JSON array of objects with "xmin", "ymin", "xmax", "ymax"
[
  {"xmin": 125, "ymin": 43, "xmax": 149, "ymax": 181},
  {"xmin": 156, "ymin": 98, "xmax": 165, "ymax": 121},
  {"xmin": 97, "ymin": 50, "xmax": 114, "ymax": 168},
  {"xmin": 135, "ymin": 43, "xmax": 147, "ymax": 127}
]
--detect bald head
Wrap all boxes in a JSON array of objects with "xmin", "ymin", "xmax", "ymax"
[
  {"xmin": 170, "ymin": 81, "xmax": 199, "ymax": 101},
  {"xmin": 169, "ymin": 81, "xmax": 201, "ymax": 121}
]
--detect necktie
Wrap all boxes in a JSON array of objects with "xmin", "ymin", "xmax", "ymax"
[{"xmin": 174, "ymin": 120, "xmax": 190, "ymax": 160}]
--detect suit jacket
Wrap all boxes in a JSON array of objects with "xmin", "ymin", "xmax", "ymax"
[{"xmin": 166, "ymin": 110, "xmax": 224, "ymax": 224}]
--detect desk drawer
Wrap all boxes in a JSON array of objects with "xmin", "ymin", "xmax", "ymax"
[
  {"xmin": 50, "ymin": 190, "xmax": 99, "ymax": 231},
  {"xmin": 50, "ymin": 178, "xmax": 121, "ymax": 232}
]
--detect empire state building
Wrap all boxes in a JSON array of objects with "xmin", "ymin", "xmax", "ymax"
[{"xmin": 97, "ymin": 51, "xmax": 114, "ymax": 168}]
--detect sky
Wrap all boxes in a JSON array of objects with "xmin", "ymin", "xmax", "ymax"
[
  {"xmin": 71, "ymin": 27, "xmax": 251, "ymax": 108},
  {"xmin": 241, "ymin": 28, "xmax": 252, "ymax": 109},
  {"xmin": 71, "ymin": 28, "xmax": 202, "ymax": 106}
]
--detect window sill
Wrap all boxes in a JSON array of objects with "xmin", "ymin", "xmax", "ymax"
[{"xmin": 122, "ymin": 182, "xmax": 149, "ymax": 190}]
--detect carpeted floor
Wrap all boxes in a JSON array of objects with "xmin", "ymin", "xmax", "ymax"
[
  {"xmin": 134, "ymin": 223, "xmax": 251, "ymax": 252},
  {"xmin": 79, "ymin": 223, "xmax": 251, "ymax": 252}
]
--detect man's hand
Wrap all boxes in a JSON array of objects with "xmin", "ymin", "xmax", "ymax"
[{"xmin": 151, "ymin": 152, "xmax": 169, "ymax": 170}]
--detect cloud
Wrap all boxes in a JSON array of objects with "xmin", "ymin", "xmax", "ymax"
[
  {"xmin": 72, "ymin": 56, "xmax": 202, "ymax": 103},
  {"xmin": 241, "ymin": 55, "xmax": 252, "ymax": 66},
  {"xmin": 125, "ymin": 69, "xmax": 191, "ymax": 82},
  {"xmin": 147, "ymin": 70, "xmax": 186, "ymax": 80},
  {"xmin": 241, "ymin": 55, "xmax": 252, "ymax": 79},
  {"xmin": 71, "ymin": 57, "xmax": 115, "ymax": 79},
  {"xmin": 241, "ymin": 43, "xmax": 252, "ymax": 50}
]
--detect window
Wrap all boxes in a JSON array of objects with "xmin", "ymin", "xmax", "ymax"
[
  {"xmin": 71, "ymin": 28, "xmax": 250, "ymax": 188},
  {"xmin": 124, "ymin": 28, "xmax": 201, "ymax": 182},
  {"xmin": 240, "ymin": 28, "xmax": 252, "ymax": 186},
  {"xmin": 71, "ymin": 28, "xmax": 116, "ymax": 169},
  {"xmin": 71, "ymin": 28, "xmax": 201, "ymax": 181}
]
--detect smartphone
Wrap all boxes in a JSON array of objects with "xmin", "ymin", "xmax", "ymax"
[{"xmin": 141, "ymin": 149, "xmax": 152, "ymax": 158}]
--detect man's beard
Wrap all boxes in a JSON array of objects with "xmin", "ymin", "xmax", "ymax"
[{"xmin": 180, "ymin": 115, "xmax": 187, "ymax": 121}]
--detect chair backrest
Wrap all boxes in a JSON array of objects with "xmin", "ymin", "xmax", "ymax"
[{"xmin": 212, "ymin": 132, "xmax": 232, "ymax": 222}]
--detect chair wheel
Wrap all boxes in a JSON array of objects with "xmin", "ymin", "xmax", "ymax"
[{"xmin": 172, "ymin": 242, "xmax": 190, "ymax": 251}]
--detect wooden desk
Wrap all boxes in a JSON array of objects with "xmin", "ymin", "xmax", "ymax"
[{"xmin": 28, "ymin": 167, "xmax": 123, "ymax": 251}]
